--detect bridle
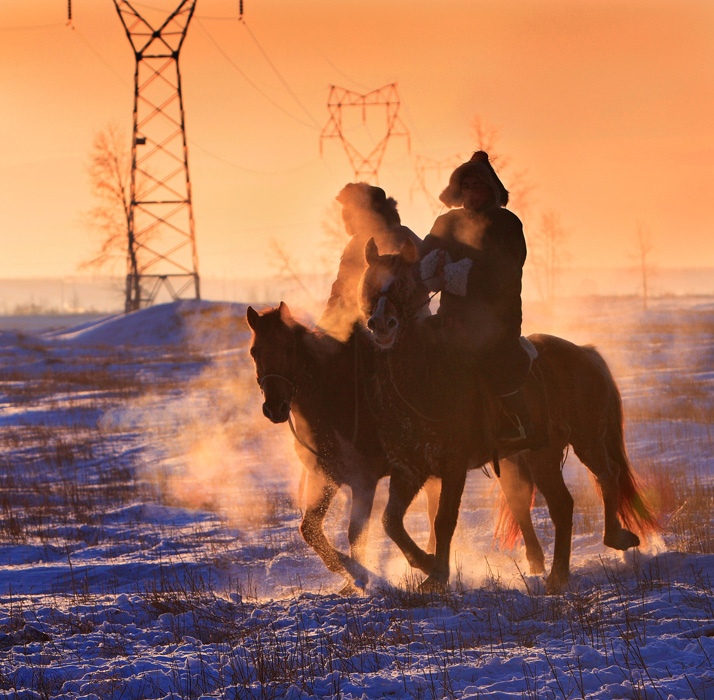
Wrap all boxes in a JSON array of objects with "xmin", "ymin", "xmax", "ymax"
[
  {"xmin": 366, "ymin": 269, "xmax": 450, "ymax": 424},
  {"xmin": 258, "ymin": 371, "xmax": 324, "ymax": 458},
  {"xmin": 366, "ymin": 260, "xmax": 436, "ymax": 327},
  {"xmin": 258, "ymin": 372, "xmax": 296, "ymax": 397}
]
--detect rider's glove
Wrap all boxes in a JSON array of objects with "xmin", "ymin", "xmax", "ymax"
[
  {"xmin": 442, "ymin": 258, "xmax": 473, "ymax": 296},
  {"xmin": 420, "ymin": 249, "xmax": 451, "ymax": 292}
]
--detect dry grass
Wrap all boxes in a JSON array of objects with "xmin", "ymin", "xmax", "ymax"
[{"xmin": 1, "ymin": 303, "xmax": 713, "ymax": 698}]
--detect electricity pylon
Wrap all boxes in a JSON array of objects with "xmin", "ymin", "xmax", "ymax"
[
  {"xmin": 113, "ymin": 0, "xmax": 200, "ymax": 312},
  {"xmin": 320, "ymin": 83, "xmax": 410, "ymax": 183}
]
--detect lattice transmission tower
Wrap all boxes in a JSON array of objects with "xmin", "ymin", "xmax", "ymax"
[
  {"xmin": 113, "ymin": 0, "xmax": 201, "ymax": 312},
  {"xmin": 320, "ymin": 83, "xmax": 410, "ymax": 183}
]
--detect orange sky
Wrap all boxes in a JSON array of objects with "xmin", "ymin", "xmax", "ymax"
[{"xmin": 2, "ymin": 0, "xmax": 713, "ymax": 283}]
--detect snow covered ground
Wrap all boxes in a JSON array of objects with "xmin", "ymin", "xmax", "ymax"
[{"xmin": 0, "ymin": 297, "xmax": 713, "ymax": 699}]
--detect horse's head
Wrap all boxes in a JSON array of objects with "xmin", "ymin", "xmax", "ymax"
[
  {"xmin": 359, "ymin": 237, "xmax": 424, "ymax": 350},
  {"xmin": 246, "ymin": 302, "xmax": 300, "ymax": 424}
]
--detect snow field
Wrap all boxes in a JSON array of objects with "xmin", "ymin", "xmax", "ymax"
[{"xmin": 0, "ymin": 298, "xmax": 712, "ymax": 699}]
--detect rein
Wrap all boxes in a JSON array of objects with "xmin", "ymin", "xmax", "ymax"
[
  {"xmin": 260, "ymin": 337, "xmax": 362, "ymax": 461},
  {"xmin": 371, "ymin": 277, "xmax": 446, "ymax": 422},
  {"xmin": 412, "ymin": 290, "xmax": 439, "ymax": 316},
  {"xmin": 374, "ymin": 289, "xmax": 437, "ymax": 324},
  {"xmin": 288, "ymin": 414, "xmax": 322, "ymax": 458},
  {"xmin": 386, "ymin": 351, "xmax": 449, "ymax": 423},
  {"xmin": 259, "ymin": 372, "xmax": 319, "ymax": 457}
]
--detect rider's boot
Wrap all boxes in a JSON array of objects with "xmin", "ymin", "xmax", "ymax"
[{"xmin": 497, "ymin": 387, "xmax": 545, "ymax": 450}]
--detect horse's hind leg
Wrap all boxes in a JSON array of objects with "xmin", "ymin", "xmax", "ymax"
[
  {"xmin": 498, "ymin": 455, "xmax": 545, "ymax": 575},
  {"xmin": 423, "ymin": 477, "xmax": 441, "ymax": 555},
  {"xmin": 573, "ymin": 441, "xmax": 640, "ymax": 551},
  {"xmin": 382, "ymin": 468, "xmax": 433, "ymax": 575},
  {"xmin": 347, "ymin": 480, "xmax": 378, "ymax": 569},
  {"xmin": 527, "ymin": 445, "xmax": 574, "ymax": 593}
]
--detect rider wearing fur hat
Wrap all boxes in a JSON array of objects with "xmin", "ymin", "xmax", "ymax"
[
  {"xmin": 420, "ymin": 151, "xmax": 534, "ymax": 442},
  {"xmin": 319, "ymin": 183, "xmax": 423, "ymax": 342}
]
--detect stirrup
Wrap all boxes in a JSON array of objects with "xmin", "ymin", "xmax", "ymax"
[{"xmin": 500, "ymin": 412, "xmax": 528, "ymax": 443}]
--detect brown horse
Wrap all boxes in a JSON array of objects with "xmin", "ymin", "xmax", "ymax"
[
  {"xmin": 247, "ymin": 302, "xmax": 438, "ymax": 593},
  {"xmin": 359, "ymin": 237, "xmax": 659, "ymax": 593}
]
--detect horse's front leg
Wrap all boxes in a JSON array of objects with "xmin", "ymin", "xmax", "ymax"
[
  {"xmin": 382, "ymin": 467, "xmax": 433, "ymax": 575},
  {"xmin": 420, "ymin": 466, "xmax": 467, "ymax": 591},
  {"xmin": 300, "ymin": 470, "xmax": 350, "ymax": 579}
]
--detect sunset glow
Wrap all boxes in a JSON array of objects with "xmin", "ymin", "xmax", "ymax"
[{"xmin": 2, "ymin": 0, "xmax": 713, "ymax": 285}]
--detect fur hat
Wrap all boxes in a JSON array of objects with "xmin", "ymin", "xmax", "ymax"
[
  {"xmin": 336, "ymin": 182, "xmax": 401, "ymax": 228},
  {"xmin": 439, "ymin": 151, "xmax": 509, "ymax": 208}
]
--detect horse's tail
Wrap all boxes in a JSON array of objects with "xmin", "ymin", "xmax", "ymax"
[
  {"xmin": 609, "ymin": 399, "xmax": 660, "ymax": 537},
  {"xmin": 588, "ymin": 347, "xmax": 660, "ymax": 536}
]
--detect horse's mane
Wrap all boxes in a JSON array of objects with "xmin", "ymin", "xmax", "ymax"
[{"xmin": 259, "ymin": 306, "xmax": 355, "ymax": 363}]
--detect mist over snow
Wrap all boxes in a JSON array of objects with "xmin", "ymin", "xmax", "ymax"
[{"xmin": 0, "ymin": 298, "xmax": 713, "ymax": 699}]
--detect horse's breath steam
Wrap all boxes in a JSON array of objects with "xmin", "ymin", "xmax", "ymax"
[{"xmin": 104, "ymin": 354, "xmax": 304, "ymax": 532}]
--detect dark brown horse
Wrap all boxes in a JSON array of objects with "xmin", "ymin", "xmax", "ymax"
[
  {"xmin": 247, "ymin": 302, "xmax": 438, "ymax": 592},
  {"xmin": 359, "ymin": 238, "xmax": 659, "ymax": 593}
]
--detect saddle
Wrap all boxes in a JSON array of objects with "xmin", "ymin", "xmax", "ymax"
[{"xmin": 491, "ymin": 363, "xmax": 549, "ymax": 476}]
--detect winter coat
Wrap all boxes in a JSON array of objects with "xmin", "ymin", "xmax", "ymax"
[
  {"xmin": 421, "ymin": 205, "xmax": 529, "ymax": 394},
  {"xmin": 319, "ymin": 221, "xmax": 422, "ymax": 341}
]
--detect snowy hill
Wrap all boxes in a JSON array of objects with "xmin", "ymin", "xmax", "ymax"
[{"xmin": 54, "ymin": 300, "xmax": 251, "ymax": 349}]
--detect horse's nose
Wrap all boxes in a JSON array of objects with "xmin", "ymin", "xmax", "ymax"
[
  {"xmin": 367, "ymin": 313, "xmax": 397, "ymax": 336},
  {"xmin": 263, "ymin": 400, "xmax": 291, "ymax": 423}
]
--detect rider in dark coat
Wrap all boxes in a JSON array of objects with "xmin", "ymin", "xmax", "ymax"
[
  {"xmin": 319, "ymin": 183, "xmax": 423, "ymax": 341},
  {"xmin": 420, "ymin": 151, "xmax": 533, "ymax": 441}
]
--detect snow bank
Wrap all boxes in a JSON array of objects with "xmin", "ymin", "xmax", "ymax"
[{"xmin": 55, "ymin": 300, "xmax": 251, "ymax": 350}]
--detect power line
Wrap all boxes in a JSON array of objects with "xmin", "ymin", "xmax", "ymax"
[
  {"xmin": 71, "ymin": 25, "xmax": 131, "ymax": 88},
  {"xmin": 239, "ymin": 20, "xmax": 322, "ymax": 129},
  {"xmin": 194, "ymin": 18, "xmax": 318, "ymax": 130},
  {"xmin": 65, "ymin": 12, "xmax": 315, "ymax": 176},
  {"xmin": 188, "ymin": 138, "xmax": 322, "ymax": 176},
  {"xmin": 0, "ymin": 22, "xmax": 65, "ymax": 31}
]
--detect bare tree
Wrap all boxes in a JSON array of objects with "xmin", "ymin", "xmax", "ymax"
[
  {"xmin": 80, "ymin": 124, "xmax": 145, "ymax": 311},
  {"xmin": 471, "ymin": 115, "xmax": 504, "ymax": 167},
  {"xmin": 318, "ymin": 200, "xmax": 347, "ymax": 275},
  {"xmin": 529, "ymin": 210, "xmax": 571, "ymax": 305},
  {"xmin": 81, "ymin": 125, "xmax": 134, "ymax": 273},
  {"xmin": 632, "ymin": 223, "xmax": 656, "ymax": 311},
  {"xmin": 470, "ymin": 114, "xmax": 535, "ymax": 217},
  {"xmin": 267, "ymin": 238, "xmax": 317, "ymax": 304}
]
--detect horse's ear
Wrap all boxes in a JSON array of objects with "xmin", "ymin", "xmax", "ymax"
[
  {"xmin": 246, "ymin": 306, "xmax": 260, "ymax": 330},
  {"xmin": 364, "ymin": 237, "xmax": 379, "ymax": 266},
  {"xmin": 278, "ymin": 301, "xmax": 293, "ymax": 323},
  {"xmin": 400, "ymin": 238, "xmax": 419, "ymax": 265}
]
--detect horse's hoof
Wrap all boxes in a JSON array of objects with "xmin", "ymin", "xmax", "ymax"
[
  {"xmin": 545, "ymin": 571, "xmax": 569, "ymax": 595},
  {"xmin": 414, "ymin": 552, "xmax": 437, "ymax": 575},
  {"xmin": 338, "ymin": 581, "xmax": 366, "ymax": 596},
  {"xmin": 419, "ymin": 575, "xmax": 447, "ymax": 593},
  {"xmin": 527, "ymin": 558, "xmax": 546, "ymax": 576},
  {"xmin": 604, "ymin": 529, "xmax": 640, "ymax": 551}
]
